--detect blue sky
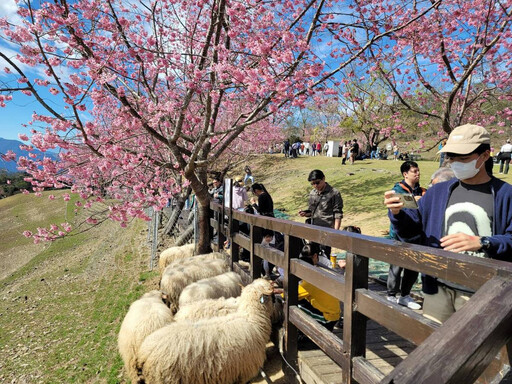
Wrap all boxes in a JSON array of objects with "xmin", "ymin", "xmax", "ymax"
[{"xmin": 0, "ymin": 0, "xmax": 29, "ymax": 141}]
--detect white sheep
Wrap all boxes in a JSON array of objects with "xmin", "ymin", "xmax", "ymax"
[
  {"xmin": 174, "ymin": 297, "xmax": 239, "ymax": 322},
  {"xmin": 136, "ymin": 278, "xmax": 274, "ymax": 384},
  {"xmin": 164, "ymin": 251, "xmax": 226, "ymax": 272},
  {"xmin": 158, "ymin": 243, "xmax": 195, "ymax": 273},
  {"xmin": 178, "ymin": 271, "xmax": 242, "ymax": 308},
  {"xmin": 117, "ymin": 290, "xmax": 174, "ymax": 383},
  {"xmin": 159, "ymin": 258, "xmax": 230, "ymax": 312}
]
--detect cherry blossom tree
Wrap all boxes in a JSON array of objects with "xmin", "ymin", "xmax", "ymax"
[
  {"xmin": 366, "ymin": 0, "xmax": 512, "ymax": 135},
  {"xmin": 0, "ymin": 0, "xmax": 437, "ymax": 251}
]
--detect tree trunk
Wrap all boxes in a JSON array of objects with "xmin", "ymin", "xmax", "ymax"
[{"xmin": 196, "ymin": 198, "xmax": 212, "ymax": 254}]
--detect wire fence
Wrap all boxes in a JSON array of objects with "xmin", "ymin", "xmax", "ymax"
[{"xmin": 146, "ymin": 197, "xmax": 198, "ymax": 270}]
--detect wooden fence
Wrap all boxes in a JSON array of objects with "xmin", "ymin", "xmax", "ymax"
[{"xmin": 210, "ymin": 199, "xmax": 512, "ymax": 384}]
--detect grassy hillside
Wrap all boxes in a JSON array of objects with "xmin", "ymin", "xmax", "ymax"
[
  {"xmin": 1, "ymin": 155, "xmax": 510, "ymax": 383},
  {"xmin": 0, "ymin": 192, "xmax": 157, "ymax": 383}
]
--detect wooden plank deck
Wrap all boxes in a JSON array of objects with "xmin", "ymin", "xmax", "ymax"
[{"xmin": 297, "ymin": 282, "xmax": 418, "ymax": 384}]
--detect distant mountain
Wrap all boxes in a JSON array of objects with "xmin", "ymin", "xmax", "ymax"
[{"xmin": 0, "ymin": 137, "xmax": 57, "ymax": 173}]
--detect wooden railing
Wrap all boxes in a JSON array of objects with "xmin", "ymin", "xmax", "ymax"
[{"xmin": 210, "ymin": 201, "xmax": 512, "ymax": 384}]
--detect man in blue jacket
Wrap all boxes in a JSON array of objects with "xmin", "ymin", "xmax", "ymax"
[
  {"xmin": 386, "ymin": 161, "xmax": 426, "ymax": 310},
  {"xmin": 384, "ymin": 124, "xmax": 512, "ymax": 323}
]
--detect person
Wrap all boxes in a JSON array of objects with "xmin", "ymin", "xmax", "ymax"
[
  {"xmin": 393, "ymin": 143, "xmax": 399, "ymax": 161},
  {"xmin": 232, "ymin": 176, "xmax": 248, "ymax": 210},
  {"xmin": 341, "ymin": 141, "xmax": 348, "ymax": 165},
  {"xmin": 385, "ymin": 161, "xmax": 426, "ymax": 310},
  {"xmin": 250, "ymin": 183, "xmax": 274, "ymax": 217},
  {"xmin": 438, "ymin": 139, "xmax": 447, "ymax": 167},
  {"xmin": 208, "ymin": 176, "xmax": 223, "ymax": 203},
  {"xmin": 384, "ymin": 124, "xmax": 512, "ymax": 324},
  {"xmin": 498, "ymin": 138, "xmax": 512, "ymax": 174},
  {"xmin": 349, "ymin": 139, "xmax": 359, "ymax": 164},
  {"xmin": 323, "ymin": 141, "xmax": 329, "ymax": 156},
  {"xmin": 283, "ymin": 139, "xmax": 290, "ymax": 157},
  {"xmin": 273, "ymin": 243, "xmax": 341, "ymax": 332},
  {"xmin": 243, "ymin": 165, "xmax": 254, "ymax": 185},
  {"xmin": 304, "ymin": 141, "xmax": 310, "ymax": 156},
  {"xmin": 299, "ymin": 170, "xmax": 343, "ymax": 257},
  {"xmin": 335, "ymin": 225, "xmax": 362, "ymax": 270},
  {"xmin": 429, "ymin": 167, "xmax": 455, "ymax": 187},
  {"xmin": 370, "ymin": 141, "xmax": 378, "ymax": 160}
]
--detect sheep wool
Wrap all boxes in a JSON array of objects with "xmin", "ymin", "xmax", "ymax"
[
  {"xmin": 174, "ymin": 297, "xmax": 239, "ymax": 322},
  {"xmin": 165, "ymin": 251, "xmax": 226, "ymax": 272},
  {"xmin": 178, "ymin": 272, "xmax": 242, "ymax": 308},
  {"xmin": 158, "ymin": 243, "xmax": 195, "ymax": 273},
  {"xmin": 160, "ymin": 258, "xmax": 230, "ymax": 313},
  {"xmin": 136, "ymin": 279, "xmax": 274, "ymax": 384},
  {"xmin": 117, "ymin": 290, "xmax": 174, "ymax": 383}
]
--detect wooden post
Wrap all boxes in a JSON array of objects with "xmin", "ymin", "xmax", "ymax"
[
  {"xmin": 231, "ymin": 217, "xmax": 240, "ymax": 267},
  {"xmin": 250, "ymin": 225, "xmax": 263, "ymax": 280},
  {"xmin": 381, "ymin": 275, "xmax": 512, "ymax": 384},
  {"xmin": 283, "ymin": 235, "xmax": 302, "ymax": 382},
  {"xmin": 343, "ymin": 251, "xmax": 369, "ymax": 383}
]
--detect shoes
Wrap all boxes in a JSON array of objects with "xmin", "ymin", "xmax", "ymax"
[
  {"xmin": 398, "ymin": 295, "xmax": 421, "ymax": 310},
  {"xmin": 386, "ymin": 295, "xmax": 397, "ymax": 303}
]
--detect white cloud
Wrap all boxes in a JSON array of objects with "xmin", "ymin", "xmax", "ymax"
[{"xmin": 0, "ymin": 0, "xmax": 22, "ymax": 25}]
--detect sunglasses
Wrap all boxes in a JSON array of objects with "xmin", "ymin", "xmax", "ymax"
[{"xmin": 311, "ymin": 180, "xmax": 322, "ymax": 185}]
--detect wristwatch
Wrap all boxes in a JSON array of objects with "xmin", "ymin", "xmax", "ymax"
[{"xmin": 479, "ymin": 236, "xmax": 491, "ymax": 252}]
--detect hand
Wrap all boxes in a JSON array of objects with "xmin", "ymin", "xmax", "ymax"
[
  {"xmin": 273, "ymin": 287, "xmax": 284, "ymax": 295},
  {"xmin": 298, "ymin": 210, "xmax": 306, "ymax": 217},
  {"xmin": 440, "ymin": 233, "xmax": 482, "ymax": 253},
  {"xmin": 384, "ymin": 190, "xmax": 403, "ymax": 215}
]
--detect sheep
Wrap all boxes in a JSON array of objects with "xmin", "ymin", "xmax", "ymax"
[
  {"xmin": 159, "ymin": 258, "xmax": 230, "ymax": 312},
  {"xmin": 136, "ymin": 278, "xmax": 275, "ymax": 384},
  {"xmin": 174, "ymin": 296, "xmax": 239, "ymax": 322},
  {"xmin": 117, "ymin": 290, "xmax": 174, "ymax": 383},
  {"xmin": 178, "ymin": 271, "xmax": 242, "ymax": 308},
  {"xmin": 164, "ymin": 251, "xmax": 226, "ymax": 271},
  {"xmin": 157, "ymin": 243, "xmax": 195, "ymax": 273}
]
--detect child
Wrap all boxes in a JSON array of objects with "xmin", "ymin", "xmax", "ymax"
[{"xmin": 336, "ymin": 225, "xmax": 362, "ymax": 270}]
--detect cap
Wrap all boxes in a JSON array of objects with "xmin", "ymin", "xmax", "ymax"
[
  {"xmin": 438, "ymin": 124, "xmax": 490, "ymax": 154},
  {"xmin": 235, "ymin": 176, "xmax": 243, "ymax": 183}
]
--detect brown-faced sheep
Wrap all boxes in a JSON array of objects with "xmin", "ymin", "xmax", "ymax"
[
  {"xmin": 159, "ymin": 258, "xmax": 230, "ymax": 312},
  {"xmin": 174, "ymin": 297, "xmax": 239, "ymax": 322},
  {"xmin": 178, "ymin": 271, "xmax": 242, "ymax": 308},
  {"xmin": 117, "ymin": 290, "xmax": 174, "ymax": 383},
  {"xmin": 136, "ymin": 279, "xmax": 274, "ymax": 384},
  {"xmin": 157, "ymin": 243, "xmax": 195, "ymax": 273}
]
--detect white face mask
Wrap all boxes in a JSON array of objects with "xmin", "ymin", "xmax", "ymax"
[{"xmin": 450, "ymin": 156, "xmax": 483, "ymax": 180}]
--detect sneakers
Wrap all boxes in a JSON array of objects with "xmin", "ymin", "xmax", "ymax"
[
  {"xmin": 386, "ymin": 295, "xmax": 397, "ymax": 303},
  {"xmin": 397, "ymin": 295, "xmax": 421, "ymax": 310}
]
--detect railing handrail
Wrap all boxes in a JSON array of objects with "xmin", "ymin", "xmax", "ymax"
[{"xmin": 213, "ymin": 202, "xmax": 512, "ymax": 290}]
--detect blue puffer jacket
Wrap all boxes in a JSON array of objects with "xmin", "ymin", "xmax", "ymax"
[
  {"xmin": 388, "ymin": 180, "xmax": 426, "ymax": 241},
  {"xmin": 388, "ymin": 177, "xmax": 512, "ymax": 293}
]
